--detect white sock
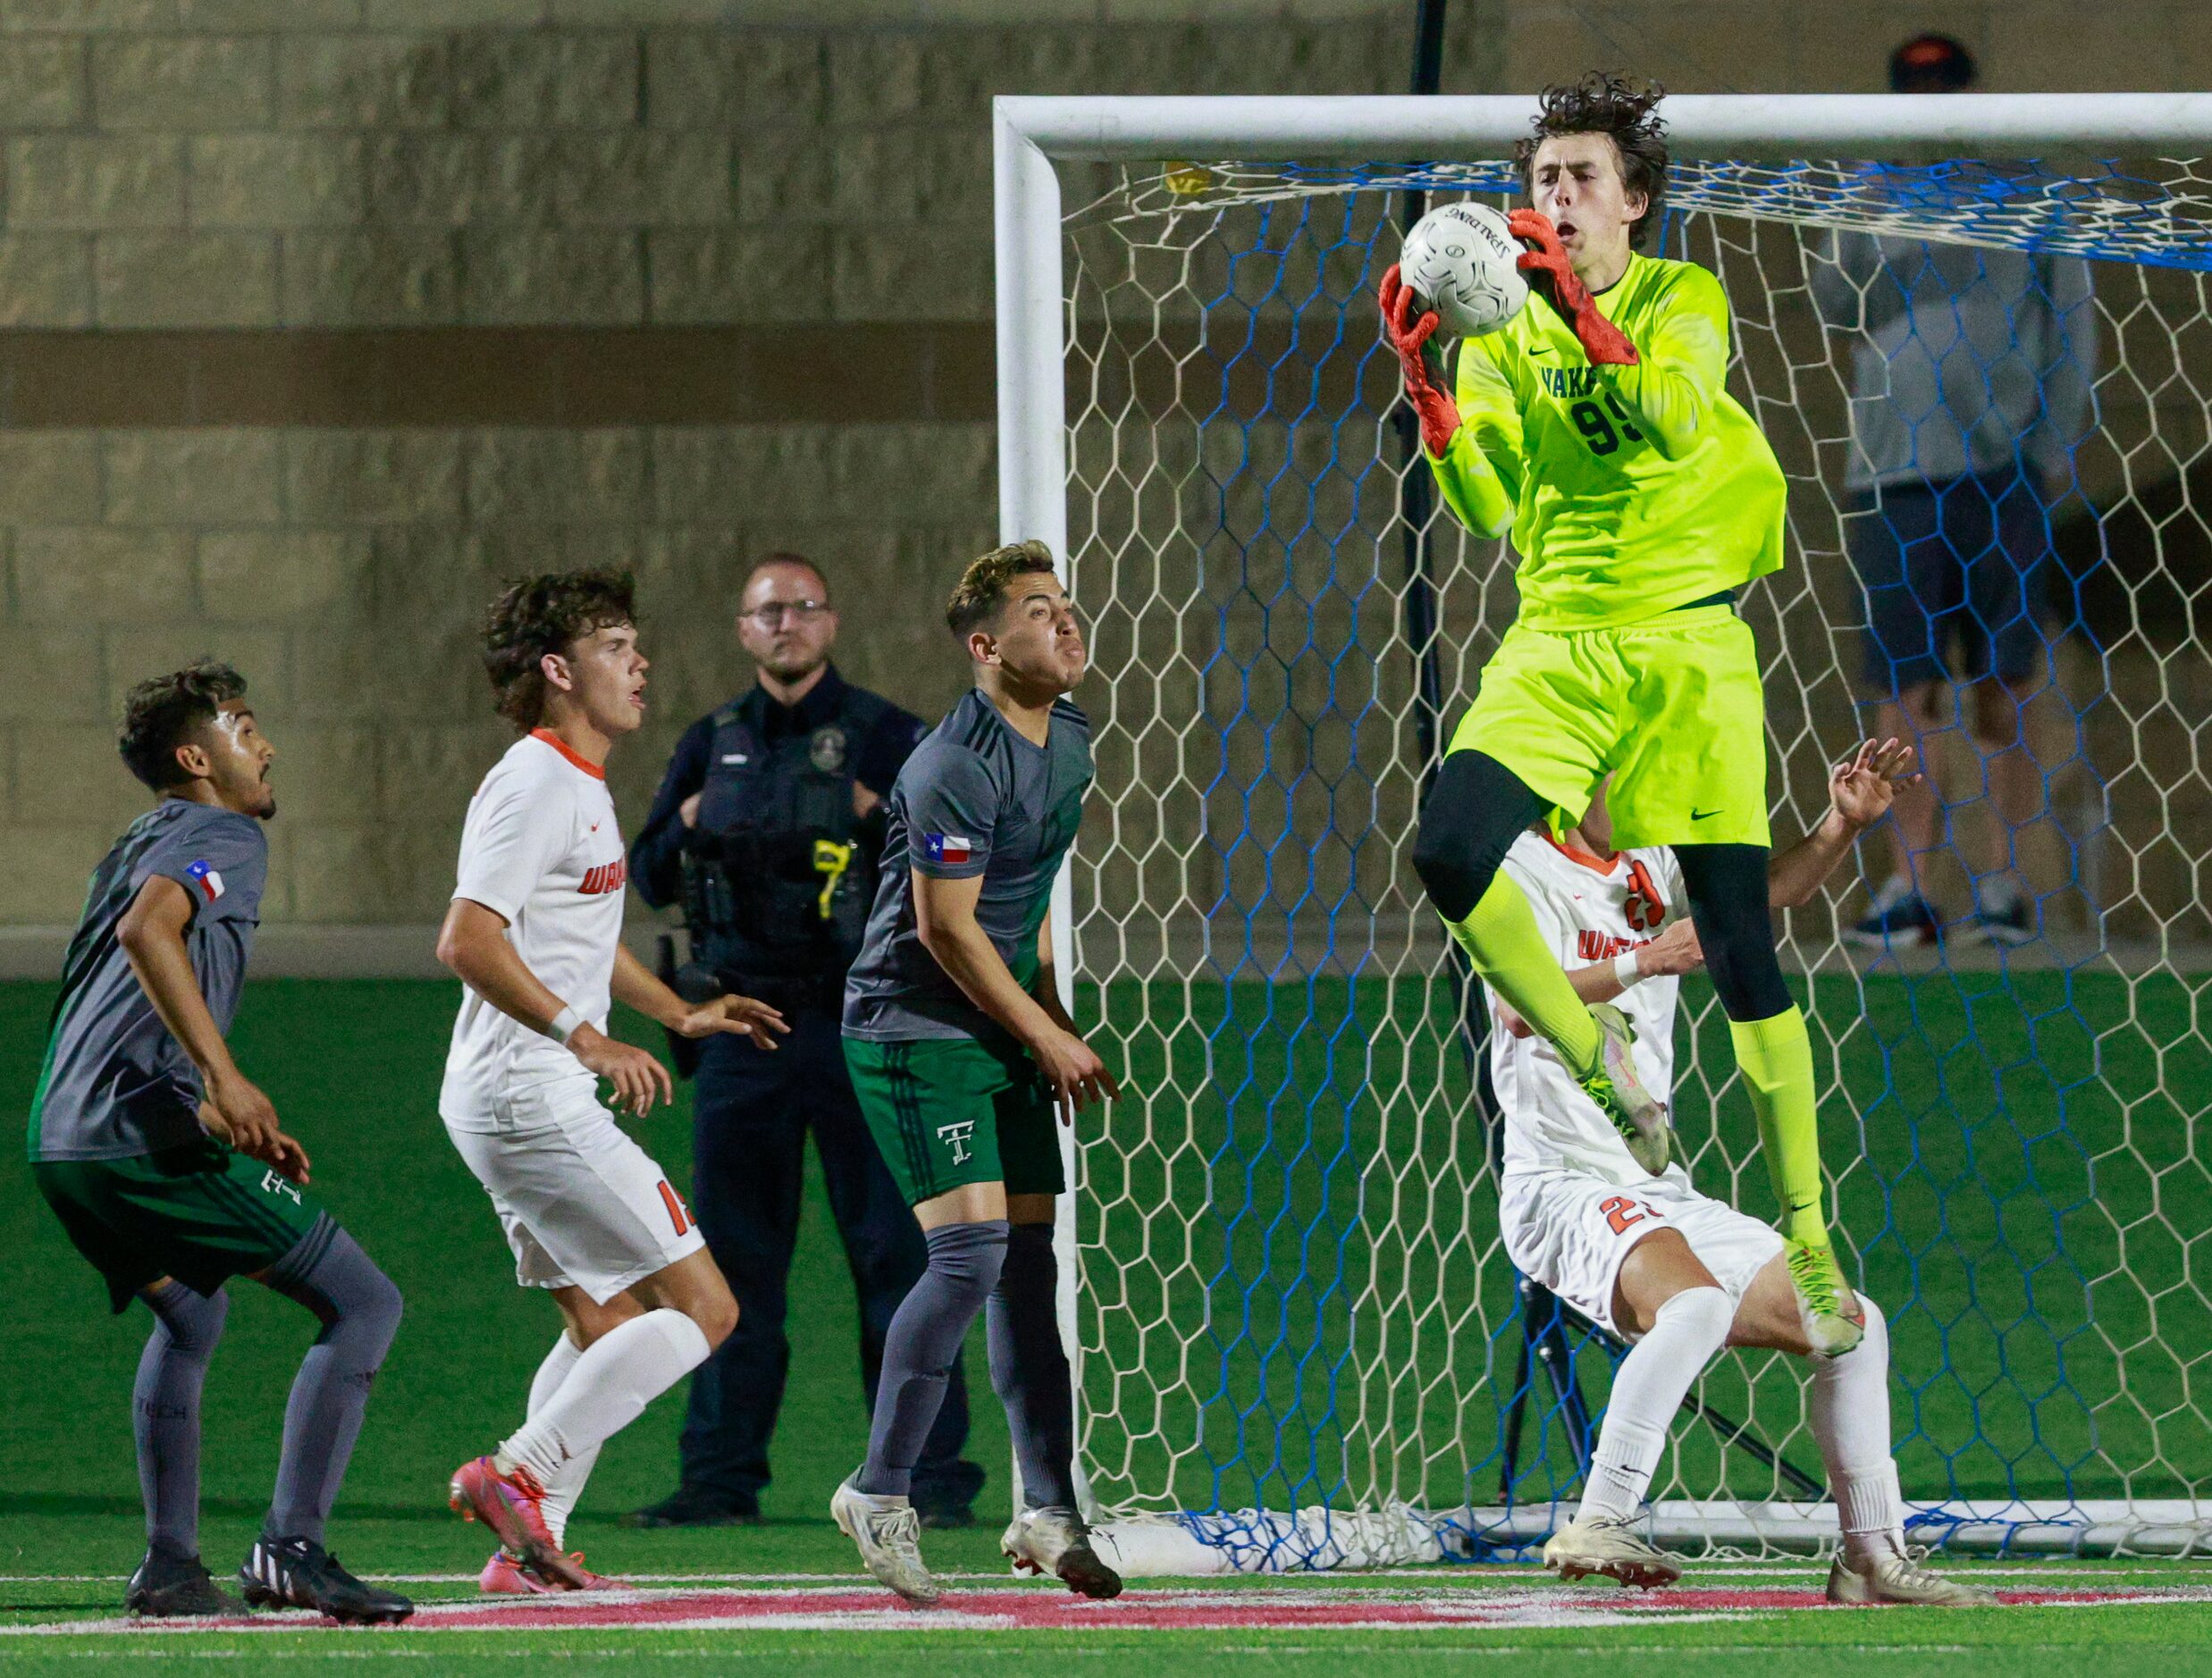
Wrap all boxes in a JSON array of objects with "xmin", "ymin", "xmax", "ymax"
[
  {"xmin": 1810, "ymin": 1297, "xmax": 1905, "ymax": 1563},
  {"xmin": 497, "ymin": 1310, "xmax": 711, "ymax": 1489},
  {"xmin": 1578, "ymin": 1287, "xmax": 1735, "ymax": 1525},
  {"xmin": 522, "ymin": 1331, "xmax": 600, "ymax": 1549}
]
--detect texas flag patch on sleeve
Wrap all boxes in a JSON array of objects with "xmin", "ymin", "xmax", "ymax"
[
  {"xmin": 183, "ymin": 859, "xmax": 225, "ymax": 903},
  {"xmin": 921, "ymin": 834, "xmax": 972, "ymax": 866}
]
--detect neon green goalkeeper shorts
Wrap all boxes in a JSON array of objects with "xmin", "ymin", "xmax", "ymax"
[{"xmin": 1448, "ymin": 604, "xmax": 1770, "ymax": 849}]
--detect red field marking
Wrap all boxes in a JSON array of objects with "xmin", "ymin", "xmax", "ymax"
[{"xmin": 14, "ymin": 1581, "xmax": 2212, "ymax": 1638}]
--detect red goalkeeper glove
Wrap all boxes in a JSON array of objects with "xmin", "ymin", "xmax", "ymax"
[
  {"xmin": 1377, "ymin": 263, "xmax": 1462, "ymax": 457},
  {"xmin": 1507, "ymin": 210, "xmax": 1640, "ymax": 366}
]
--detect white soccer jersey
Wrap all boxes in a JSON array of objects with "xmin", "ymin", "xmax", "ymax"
[
  {"xmin": 1491, "ymin": 829, "xmax": 1686, "ymax": 1184},
  {"xmin": 440, "ymin": 729, "xmax": 629, "ymax": 1129}
]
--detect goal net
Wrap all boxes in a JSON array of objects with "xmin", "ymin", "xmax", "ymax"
[{"xmin": 1004, "ymin": 97, "xmax": 2212, "ymax": 1568}]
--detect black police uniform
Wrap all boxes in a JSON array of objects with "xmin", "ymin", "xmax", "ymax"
[{"xmin": 630, "ymin": 664, "xmax": 982, "ymax": 1519}]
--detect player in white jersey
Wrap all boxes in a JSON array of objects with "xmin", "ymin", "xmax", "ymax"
[
  {"xmin": 435, "ymin": 572, "xmax": 788, "ymax": 1593},
  {"xmin": 1494, "ymin": 739, "xmax": 1997, "ymax": 1607}
]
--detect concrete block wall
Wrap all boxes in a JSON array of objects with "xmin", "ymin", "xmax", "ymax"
[{"xmin": 0, "ymin": 0, "xmax": 2199, "ymax": 949}]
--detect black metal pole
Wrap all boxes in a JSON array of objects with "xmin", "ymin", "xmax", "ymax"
[{"xmin": 1395, "ymin": 0, "xmax": 1451, "ymax": 786}]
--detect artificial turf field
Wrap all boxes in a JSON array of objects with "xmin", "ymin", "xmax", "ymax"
[{"xmin": 0, "ymin": 975, "xmax": 2208, "ymax": 1674}]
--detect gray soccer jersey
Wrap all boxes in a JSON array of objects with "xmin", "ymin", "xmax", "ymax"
[
  {"xmin": 28, "ymin": 801, "xmax": 268, "ymax": 1161},
  {"xmin": 842, "ymin": 689, "xmax": 1091, "ymax": 1044}
]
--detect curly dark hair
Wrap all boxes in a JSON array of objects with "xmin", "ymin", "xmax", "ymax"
[
  {"xmin": 481, "ymin": 569, "xmax": 638, "ymax": 732},
  {"xmin": 118, "ymin": 659, "xmax": 248, "ymax": 792},
  {"xmin": 1512, "ymin": 71, "xmax": 1670, "ymax": 252},
  {"xmin": 946, "ymin": 540, "xmax": 1058, "ymax": 639}
]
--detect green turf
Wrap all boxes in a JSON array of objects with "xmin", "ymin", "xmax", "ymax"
[{"xmin": 0, "ymin": 975, "xmax": 2206, "ymax": 1672}]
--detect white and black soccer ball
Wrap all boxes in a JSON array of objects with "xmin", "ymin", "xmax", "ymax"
[{"xmin": 1398, "ymin": 202, "xmax": 1528, "ymax": 339}]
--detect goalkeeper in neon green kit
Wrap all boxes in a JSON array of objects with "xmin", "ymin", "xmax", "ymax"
[{"xmin": 1386, "ymin": 73, "xmax": 1863, "ymax": 1355}]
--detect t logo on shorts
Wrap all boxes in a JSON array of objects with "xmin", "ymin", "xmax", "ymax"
[
  {"xmin": 936, "ymin": 1120, "xmax": 976, "ymax": 1164},
  {"xmin": 261, "ymin": 1170, "xmax": 303, "ymax": 1204}
]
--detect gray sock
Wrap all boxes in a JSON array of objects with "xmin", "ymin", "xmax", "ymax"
[
  {"xmin": 135, "ymin": 1280, "xmax": 229, "ymax": 1560},
  {"xmin": 856, "ymin": 1220, "xmax": 1006, "ymax": 1498},
  {"xmin": 258, "ymin": 1221, "xmax": 404, "ymax": 1545},
  {"xmin": 988, "ymin": 1222, "xmax": 1079, "ymax": 1511}
]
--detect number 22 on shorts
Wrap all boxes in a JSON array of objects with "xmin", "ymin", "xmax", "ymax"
[{"xmin": 1599, "ymin": 1195, "xmax": 1659, "ymax": 1236}]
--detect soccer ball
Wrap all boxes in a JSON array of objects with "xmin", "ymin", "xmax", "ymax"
[{"xmin": 1398, "ymin": 202, "xmax": 1528, "ymax": 339}]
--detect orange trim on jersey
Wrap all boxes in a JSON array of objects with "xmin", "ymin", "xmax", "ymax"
[
  {"xmin": 529, "ymin": 727, "xmax": 607, "ymax": 781},
  {"xmin": 1539, "ymin": 831, "xmax": 1622, "ymax": 877}
]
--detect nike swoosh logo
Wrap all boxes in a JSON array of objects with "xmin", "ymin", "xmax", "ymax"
[
  {"xmin": 1690, "ymin": 809, "xmax": 1721, "ymax": 821},
  {"xmin": 1528, "ymin": 346, "xmax": 1556, "ymax": 357}
]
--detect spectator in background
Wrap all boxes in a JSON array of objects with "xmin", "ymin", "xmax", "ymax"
[
  {"xmin": 1811, "ymin": 32, "xmax": 2099, "ymax": 947},
  {"xmin": 624, "ymin": 555, "xmax": 983, "ymax": 1531}
]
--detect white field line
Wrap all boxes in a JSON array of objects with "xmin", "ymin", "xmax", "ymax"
[{"xmin": 1, "ymin": 1563, "xmax": 2195, "ymax": 1585}]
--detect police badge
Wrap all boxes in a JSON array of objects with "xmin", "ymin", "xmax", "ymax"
[{"xmin": 809, "ymin": 725, "xmax": 848, "ymax": 774}]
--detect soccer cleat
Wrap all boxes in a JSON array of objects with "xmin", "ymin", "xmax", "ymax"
[
  {"xmin": 239, "ymin": 1536, "xmax": 414, "ymax": 1624},
  {"xmin": 1786, "ymin": 1238, "xmax": 1867, "ymax": 1357},
  {"xmin": 831, "ymin": 1471, "xmax": 941, "ymax": 1606},
  {"xmin": 1828, "ymin": 1543, "xmax": 1998, "ymax": 1606},
  {"xmin": 449, "ymin": 1456, "xmax": 596, "ymax": 1591},
  {"xmin": 1578, "ymin": 1003, "xmax": 1674, "ymax": 1175},
  {"xmin": 479, "ymin": 1548, "xmax": 614, "ymax": 1594},
  {"xmin": 125, "ymin": 1549, "xmax": 244, "ymax": 1618},
  {"xmin": 1003, "ymin": 1505, "xmax": 1124, "ymax": 1599},
  {"xmin": 1542, "ymin": 1514, "xmax": 1685, "ymax": 1590},
  {"xmin": 1968, "ymin": 894, "xmax": 2036, "ymax": 948},
  {"xmin": 1844, "ymin": 885, "xmax": 1941, "ymax": 948}
]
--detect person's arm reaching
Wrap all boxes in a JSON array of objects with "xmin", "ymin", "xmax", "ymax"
[
  {"xmin": 1379, "ymin": 264, "xmax": 1522, "ymax": 539},
  {"xmin": 117, "ymin": 875, "xmax": 309, "ymax": 1181},
  {"xmin": 914, "ymin": 873, "xmax": 1119, "ymax": 1122},
  {"xmin": 628, "ymin": 717, "xmax": 713, "ymax": 910},
  {"xmin": 435, "ymin": 900, "xmax": 788, "ymax": 1119},
  {"xmin": 1509, "ymin": 211, "xmax": 1726, "ymax": 461},
  {"xmin": 1766, "ymin": 738, "xmax": 1922, "ymax": 910},
  {"xmin": 1493, "ymin": 916, "xmax": 1703, "ymax": 1038}
]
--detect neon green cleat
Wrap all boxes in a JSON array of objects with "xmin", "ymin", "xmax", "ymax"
[
  {"xmin": 1577, "ymin": 1003, "xmax": 1673, "ymax": 1175},
  {"xmin": 1786, "ymin": 1237, "xmax": 1866, "ymax": 1356}
]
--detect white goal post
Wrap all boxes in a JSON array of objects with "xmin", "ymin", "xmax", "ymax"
[{"xmin": 995, "ymin": 92, "xmax": 2212, "ymax": 1572}]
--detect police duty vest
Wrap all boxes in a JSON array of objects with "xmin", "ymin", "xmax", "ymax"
[{"xmin": 686, "ymin": 687, "xmax": 899, "ymax": 977}]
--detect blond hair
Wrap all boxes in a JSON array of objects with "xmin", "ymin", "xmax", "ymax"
[{"xmin": 946, "ymin": 540, "xmax": 1058, "ymax": 639}]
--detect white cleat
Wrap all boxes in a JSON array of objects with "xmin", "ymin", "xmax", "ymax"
[
  {"xmin": 1581, "ymin": 1003, "xmax": 1674, "ymax": 1175},
  {"xmin": 1003, "ymin": 1505, "xmax": 1123, "ymax": 1599},
  {"xmin": 1828, "ymin": 1544, "xmax": 1998, "ymax": 1607},
  {"xmin": 1542, "ymin": 1514, "xmax": 1685, "ymax": 1590},
  {"xmin": 831, "ymin": 1472, "xmax": 940, "ymax": 1606}
]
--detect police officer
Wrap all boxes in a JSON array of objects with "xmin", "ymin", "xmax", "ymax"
[{"xmin": 625, "ymin": 553, "xmax": 983, "ymax": 1528}]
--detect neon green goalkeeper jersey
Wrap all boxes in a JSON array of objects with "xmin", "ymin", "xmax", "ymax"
[{"xmin": 1429, "ymin": 251, "xmax": 1787, "ymax": 630}]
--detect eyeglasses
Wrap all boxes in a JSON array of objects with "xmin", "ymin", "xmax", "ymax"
[{"xmin": 742, "ymin": 600, "xmax": 831, "ymax": 628}]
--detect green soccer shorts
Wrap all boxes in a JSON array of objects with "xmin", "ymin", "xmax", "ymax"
[
  {"xmin": 1449, "ymin": 605, "xmax": 1771, "ymax": 849},
  {"xmin": 34, "ymin": 1140, "xmax": 327, "ymax": 1312},
  {"xmin": 843, "ymin": 1034, "xmax": 1066, "ymax": 1208}
]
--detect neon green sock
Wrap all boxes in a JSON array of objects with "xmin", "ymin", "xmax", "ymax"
[
  {"xmin": 1450, "ymin": 872, "xmax": 1601, "ymax": 1076},
  {"xmin": 1728, "ymin": 1005, "xmax": 1829, "ymax": 1245}
]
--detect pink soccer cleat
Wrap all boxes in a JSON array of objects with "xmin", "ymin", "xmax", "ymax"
[
  {"xmin": 478, "ymin": 1548, "xmax": 614, "ymax": 1595},
  {"xmin": 448, "ymin": 1456, "xmax": 595, "ymax": 1591}
]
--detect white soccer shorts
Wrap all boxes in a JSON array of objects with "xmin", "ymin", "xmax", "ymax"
[
  {"xmin": 446, "ymin": 1073, "xmax": 705, "ymax": 1305},
  {"xmin": 1500, "ymin": 1166, "xmax": 1784, "ymax": 1341}
]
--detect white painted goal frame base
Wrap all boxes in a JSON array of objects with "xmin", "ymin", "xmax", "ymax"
[
  {"xmin": 993, "ymin": 91, "xmax": 2212, "ymax": 1569},
  {"xmin": 1083, "ymin": 1501, "xmax": 2212, "ymax": 1575}
]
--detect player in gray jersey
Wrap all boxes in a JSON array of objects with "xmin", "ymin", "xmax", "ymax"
[
  {"xmin": 833, "ymin": 542, "xmax": 1123, "ymax": 1605},
  {"xmin": 27, "ymin": 663, "xmax": 410, "ymax": 1625}
]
